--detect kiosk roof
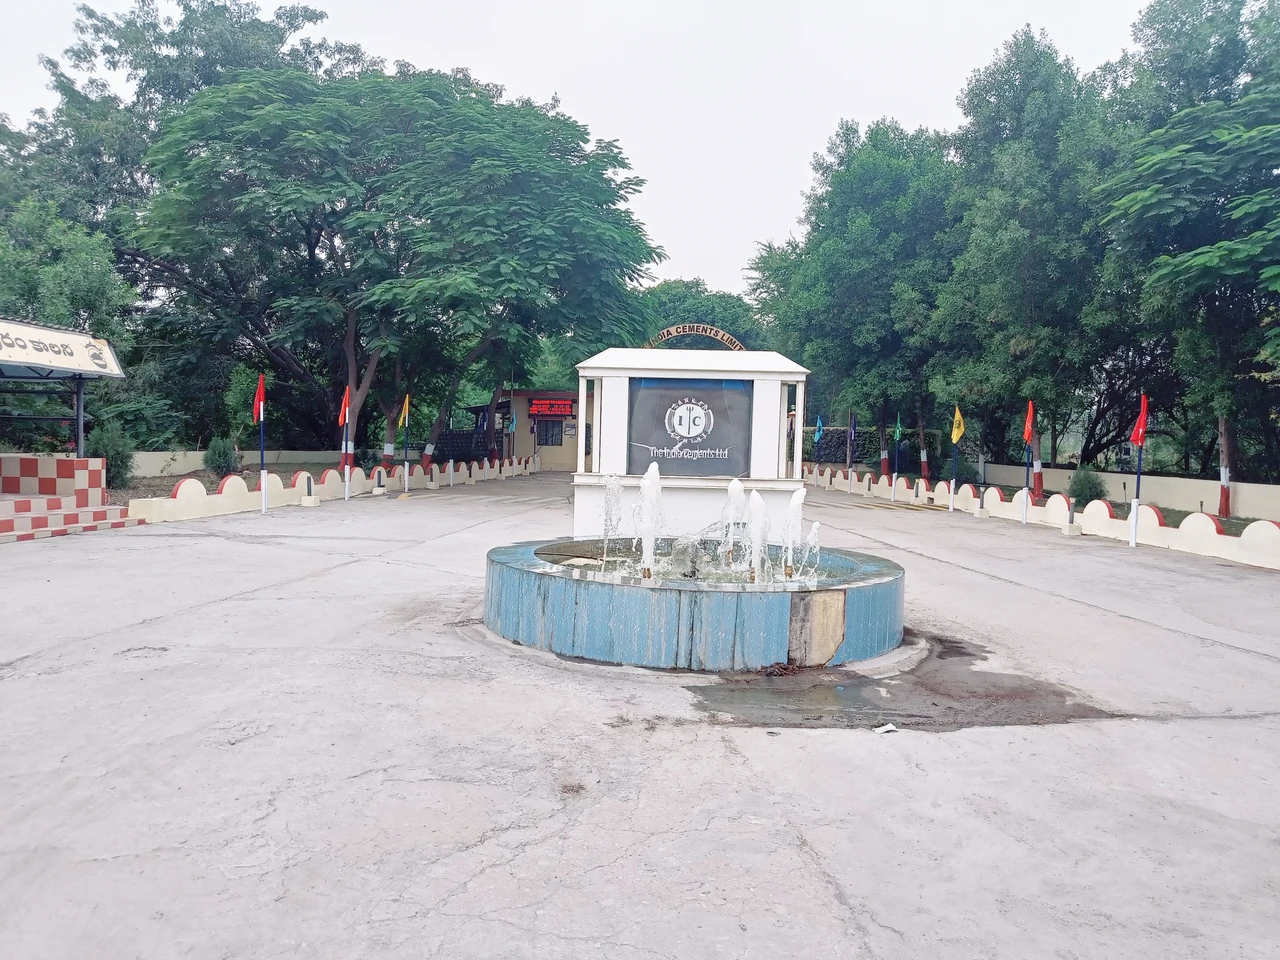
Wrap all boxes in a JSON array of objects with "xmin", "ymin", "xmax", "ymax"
[
  {"xmin": 576, "ymin": 348, "xmax": 808, "ymax": 379},
  {"xmin": 0, "ymin": 318, "xmax": 124, "ymax": 380}
]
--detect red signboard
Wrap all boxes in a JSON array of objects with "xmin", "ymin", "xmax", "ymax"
[{"xmin": 528, "ymin": 397, "xmax": 574, "ymax": 418}]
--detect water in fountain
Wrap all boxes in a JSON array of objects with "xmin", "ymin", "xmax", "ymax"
[
  {"xmin": 720, "ymin": 477, "xmax": 746, "ymax": 564},
  {"xmin": 782, "ymin": 488, "xmax": 806, "ymax": 576},
  {"xmin": 575, "ymin": 465, "xmax": 826, "ymax": 584},
  {"xmin": 747, "ymin": 490, "xmax": 769, "ymax": 581},
  {"xmin": 634, "ymin": 463, "xmax": 663, "ymax": 577},
  {"xmin": 602, "ymin": 474, "xmax": 623, "ymax": 563}
]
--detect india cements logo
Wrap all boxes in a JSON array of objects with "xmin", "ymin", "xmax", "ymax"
[{"xmin": 665, "ymin": 397, "xmax": 714, "ymax": 444}]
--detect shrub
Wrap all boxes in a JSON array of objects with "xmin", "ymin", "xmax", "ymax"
[
  {"xmin": 203, "ymin": 436, "xmax": 240, "ymax": 477},
  {"xmin": 945, "ymin": 458, "xmax": 981, "ymax": 484},
  {"xmin": 1067, "ymin": 465, "xmax": 1107, "ymax": 505},
  {"xmin": 86, "ymin": 419, "xmax": 135, "ymax": 489}
]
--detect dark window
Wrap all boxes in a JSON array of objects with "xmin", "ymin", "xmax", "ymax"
[{"xmin": 536, "ymin": 419, "xmax": 564, "ymax": 447}]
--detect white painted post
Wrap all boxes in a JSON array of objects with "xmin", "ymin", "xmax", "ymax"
[
  {"xmin": 792, "ymin": 381, "xmax": 805, "ymax": 480},
  {"xmin": 1129, "ymin": 498, "xmax": 1140, "ymax": 548},
  {"xmin": 1021, "ymin": 488, "xmax": 1028, "ymax": 524},
  {"xmin": 590, "ymin": 377, "xmax": 602, "ymax": 473},
  {"xmin": 576, "ymin": 375, "xmax": 588, "ymax": 474}
]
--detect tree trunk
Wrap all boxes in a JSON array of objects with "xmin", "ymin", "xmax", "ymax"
[
  {"xmin": 915, "ymin": 400, "xmax": 929, "ymax": 482},
  {"xmin": 1050, "ymin": 421, "xmax": 1059, "ymax": 467},
  {"xmin": 379, "ymin": 398, "xmax": 397, "ymax": 471},
  {"xmin": 339, "ymin": 306, "xmax": 383, "ymax": 469},
  {"xmin": 424, "ymin": 330, "xmax": 499, "ymax": 467},
  {"xmin": 484, "ymin": 382, "xmax": 502, "ymax": 463},
  {"xmin": 378, "ymin": 358, "xmax": 405, "ymax": 470},
  {"xmin": 1218, "ymin": 414, "xmax": 1234, "ymax": 517},
  {"xmin": 878, "ymin": 406, "xmax": 890, "ymax": 477}
]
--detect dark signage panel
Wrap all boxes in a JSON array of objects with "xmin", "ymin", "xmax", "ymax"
[
  {"xmin": 627, "ymin": 378, "xmax": 753, "ymax": 477},
  {"xmin": 528, "ymin": 397, "xmax": 575, "ymax": 418}
]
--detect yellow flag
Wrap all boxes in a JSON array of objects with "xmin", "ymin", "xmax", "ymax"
[
  {"xmin": 398, "ymin": 393, "xmax": 411, "ymax": 428},
  {"xmin": 951, "ymin": 406, "xmax": 965, "ymax": 444}
]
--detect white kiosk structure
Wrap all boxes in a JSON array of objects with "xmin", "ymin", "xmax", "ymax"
[{"xmin": 573, "ymin": 347, "xmax": 810, "ymax": 538}]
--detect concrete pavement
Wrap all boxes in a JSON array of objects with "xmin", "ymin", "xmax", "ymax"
[{"xmin": 1, "ymin": 474, "xmax": 1277, "ymax": 958}]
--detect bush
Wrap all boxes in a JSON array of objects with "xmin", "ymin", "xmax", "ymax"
[
  {"xmin": 1068, "ymin": 465, "xmax": 1107, "ymax": 505},
  {"xmin": 944, "ymin": 458, "xmax": 981, "ymax": 484},
  {"xmin": 203, "ymin": 436, "xmax": 240, "ymax": 477},
  {"xmin": 86, "ymin": 419, "xmax": 135, "ymax": 489}
]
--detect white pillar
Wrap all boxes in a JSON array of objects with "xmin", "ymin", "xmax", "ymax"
[
  {"xmin": 590, "ymin": 377, "xmax": 603, "ymax": 473},
  {"xmin": 792, "ymin": 381, "xmax": 805, "ymax": 480},
  {"xmin": 576, "ymin": 375, "xmax": 588, "ymax": 474}
]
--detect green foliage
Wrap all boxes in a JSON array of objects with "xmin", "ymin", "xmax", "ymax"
[
  {"xmin": 0, "ymin": 198, "xmax": 134, "ymax": 339},
  {"xmin": 752, "ymin": 119, "xmax": 957, "ymax": 425},
  {"xmin": 4, "ymin": 0, "xmax": 1278, "ymax": 484},
  {"xmin": 203, "ymin": 436, "xmax": 240, "ymax": 477},
  {"xmin": 1067, "ymin": 465, "xmax": 1108, "ymax": 505},
  {"xmin": 86, "ymin": 419, "xmax": 134, "ymax": 489},
  {"xmin": 137, "ymin": 67, "xmax": 662, "ymax": 443},
  {"xmin": 638, "ymin": 279, "xmax": 770, "ymax": 349},
  {"xmin": 224, "ymin": 364, "xmax": 274, "ymax": 446}
]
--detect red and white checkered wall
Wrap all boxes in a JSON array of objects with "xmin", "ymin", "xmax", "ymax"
[{"xmin": 0, "ymin": 455, "xmax": 106, "ymax": 507}]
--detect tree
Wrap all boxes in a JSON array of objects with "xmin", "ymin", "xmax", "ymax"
[
  {"xmin": 637, "ymin": 278, "xmax": 770, "ymax": 349},
  {"xmin": 1102, "ymin": 84, "xmax": 1280, "ymax": 505},
  {"xmin": 751, "ymin": 120, "xmax": 958, "ymax": 477},
  {"xmin": 0, "ymin": 198, "xmax": 133, "ymax": 338},
  {"xmin": 0, "ymin": 199, "xmax": 144, "ymax": 451},
  {"xmin": 138, "ymin": 68, "xmax": 661, "ymax": 454},
  {"xmin": 927, "ymin": 28, "xmax": 1152, "ymax": 495}
]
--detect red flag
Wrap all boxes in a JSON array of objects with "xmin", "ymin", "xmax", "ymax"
[
  {"xmin": 1129, "ymin": 393, "xmax": 1148, "ymax": 447},
  {"xmin": 337, "ymin": 386, "xmax": 351, "ymax": 427},
  {"xmin": 1022, "ymin": 400, "xmax": 1035, "ymax": 444},
  {"xmin": 251, "ymin": 374, "xmax": 266, "ymax": 424}
]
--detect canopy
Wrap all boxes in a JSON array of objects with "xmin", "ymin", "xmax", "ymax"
[{"xmin": 0, "ymin": 317, "xmax": 124, "ymax": 380}]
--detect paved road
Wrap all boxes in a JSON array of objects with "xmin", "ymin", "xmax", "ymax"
[{"xmin": 2, "ymin": 474, "xmax": 1277, "ymax": 959}]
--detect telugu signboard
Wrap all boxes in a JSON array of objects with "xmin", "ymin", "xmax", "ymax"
[
  {"xmin": 0, "ymin": 318, "xmax": 124, "ymax": 378},
  {"xmin": 528, "ymin": 397, "xmax": 575, "ymax": 418},
  {"xmin": 642, "ymin": 324, "xmax": 745, "ymax": 351},
  {"xmin": 627, "ymin": 378, "xmax": 753, "ymax": 477}
]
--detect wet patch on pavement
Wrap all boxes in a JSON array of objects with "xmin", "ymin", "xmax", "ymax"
[{"xmin": 688, "ymin": 629, "xmax": 1120, "ymax": 732}]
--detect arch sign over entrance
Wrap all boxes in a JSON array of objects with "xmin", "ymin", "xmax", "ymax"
[{"xmin": 642, "ymin": 323, "xmax": 745, "ymax": 351}]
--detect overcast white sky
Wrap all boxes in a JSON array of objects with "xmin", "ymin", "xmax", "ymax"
[{"xmin": 1, "ymin": 0, "xmax": 1151, "ymax": 293}]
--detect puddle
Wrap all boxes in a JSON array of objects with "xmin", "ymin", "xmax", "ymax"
[{"xmin": 688, "ymin": 629, "xmax": 1118, "ymax": 732}]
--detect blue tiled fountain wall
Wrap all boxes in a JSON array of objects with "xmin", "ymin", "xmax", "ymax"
[{"xmin": 484, "ymin": 541, "xmax": 904, "ymax": 672}]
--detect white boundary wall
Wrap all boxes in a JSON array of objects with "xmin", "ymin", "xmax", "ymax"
[
  {"xmin": 131, "ymin": 450, "xmax": 343, "ymax": 477},
  {"xmin": 982, "ymin": 463, "xmax": 1280, "ymax": 521},
  {"xmin": 800, "ymin": 467, "xmax": 1280, "ymax": 572},
  {"xmin": 127, "ymin": 457, "xmax": 538, "ymax": 524}
]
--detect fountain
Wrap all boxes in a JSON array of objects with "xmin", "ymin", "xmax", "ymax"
[{"xmin": 485, "ymin": 466, "xmax": 905, "ymax": 672}]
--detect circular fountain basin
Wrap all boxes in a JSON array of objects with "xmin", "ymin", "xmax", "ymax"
[{"xmin": 484, "ymin": 539, "xmax": 904, "ymax": 672}]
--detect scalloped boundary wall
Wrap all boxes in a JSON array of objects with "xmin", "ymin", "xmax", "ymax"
[
  {"xmin": 127, "ymin": 456, "xmax": 540, "ymax": 525},
  {"xmin": 802, "ymin": 465, "xmax": 1280, "ymax": 573}
]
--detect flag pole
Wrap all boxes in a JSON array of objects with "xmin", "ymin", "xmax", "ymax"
[
  {"xmin": 343, "ymin": 418, "xmax": 351, "ymax": 501},
  {"xmin": 891, "ymin": 427, "xmax": 900, "ymax": 503},
  {"xmin": 259, "ymin": 398, "xmax": 267, "ymax": 515},
  {"xmin": 1130, "ymin": 444, "xmax": 1143, "ymax": 548},
  {"xmin": 950, "ymin": 444, "xmax": 958, "ymax": 512},
  {"xmin": 1022, "ymin": 442, "xmax": 1031, "ymax": 525},
  {"xmin": 403, "ymin": 396, "xmax": 411, "ymax": 494}
]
